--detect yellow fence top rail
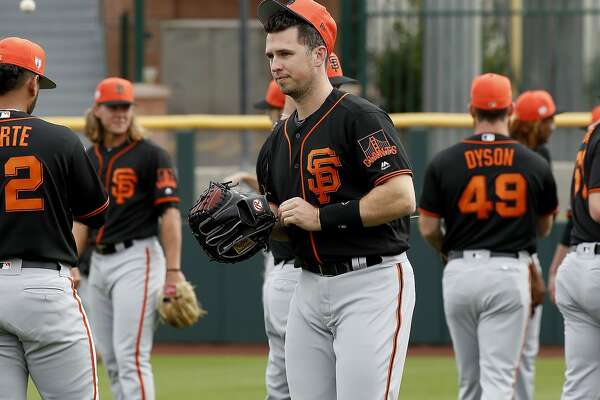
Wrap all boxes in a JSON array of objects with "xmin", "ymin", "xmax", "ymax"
[{"xmin": 45, "ymin": 112, "xmax": 592, "ymax": 131}]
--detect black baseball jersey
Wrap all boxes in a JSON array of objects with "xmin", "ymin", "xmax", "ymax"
[
  {"xmin": 420, "ymin": 133, "xmax": 558, "ymax": 254},
  {"xmin": 87, "ymin": 138, "xmax": 179, "ymax": 245},
  {"xmin": 270, "ymin": 240, "xmax": 294, "ymax": 264},
  {"xmin": 569, "ymin": 124, "xmax": 600, "ymax": 244},
  {"xmin": 0, "ymin": 110, "xmax": 108, "ymax": 265},
  {"xmin": 257, "ymin": 88, "xmax": 413, "ymax": 265}
]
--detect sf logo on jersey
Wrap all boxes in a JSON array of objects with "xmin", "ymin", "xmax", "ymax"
[
  {"xmin": 112, "ymin": 168, "xmax": 137, "ymax": 205},
  {"xmin": 307, "ymin": 148, "xmax": 341, "ymax": 204}
]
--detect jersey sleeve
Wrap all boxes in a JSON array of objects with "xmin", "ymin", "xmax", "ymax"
[
  {"xmin": 256, "ymin": 130, "xmax": 278, "ymax": 204},
  {"xmin": 536, "ymin": 163, "xmax": 559, "ymax": 216},
  {"xmin": 152, "ymin": 146, "xmax": 180, "ymax": 212},
  {"xmin": 586, "ymin": 134, "xmax": 600, "ymax": 193},
  {"xmin": 70, "ymin": 140, "xmax": 109, "ymax": 228},
  {"xmin": 348, "ymin": 111, "xmax": 412, "ymax": 187},
  {"xmin": 419, "ymin": 159, "xmax": 443, "ymax": 218}
]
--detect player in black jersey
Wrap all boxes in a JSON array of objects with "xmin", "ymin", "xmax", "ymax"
[
  {"xmin": 0, "ymin": 36, "xmax": 108, "ymax": 400},
  {"xmin": 256, "ymin": 1, "xmax": 416, "ymax": 398},
  {"xmin": 419, "ymin": 73, "xmax": 558, "ymax": 399},
  {"xmin": 72, "ymin": 77, "xmax": 186, "ymax": 400},
  {"xmin": 509, "ymin": 89, "xmax": 559, "ymax": 400},
  {"xmin": 554, "ymin": 115, "xmax": 600, "ymax": 399}
]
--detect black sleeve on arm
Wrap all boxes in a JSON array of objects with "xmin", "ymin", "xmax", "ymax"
[
  {"xmin": 152, "ymin": 146, "xmax": 180, "ymax": 215},
  {"xmin": 419, "ymin": 159, "xmax": 443, "ymax": 218},
  {"xmin": 348, "ymin": 111, "xmax": 413, "ymax": 187},
  {"xmin": 69, "ymin": 140, "xmax": 108, "ymax": 228},
  {"xmin": 537, "ymin": 162, "xmax": 559, "ymax": 216},
  {"xmin": 256, "ymin": 132, "xmax": 277, "ymax": 203}
]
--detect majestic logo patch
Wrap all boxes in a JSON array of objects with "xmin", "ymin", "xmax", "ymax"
[
  {"xmin": 358, "ymin": 129, "xmax": 398, "ymax": 167},
  {"xmin": 307, "ymin": 148, "xmax": 342, "ymax": 204},
  {"xmin": 0, "ymin": 261, "xmax": 11, "ymax": 270},
  {"xmin": 112, "ymin": 168, "xmax": 138, "ymax": 205},
  {"xmin": 156, "ymin": 168, "xmax": 177, "ymax": 190},
  {"xmin": 381, "ymin": 161, "xmax": 390, "ymax": 170},
  {"xmin": 482, "ymin": 133, "xmax": 495, "ymax": 142},
  {"xmin": 0, "ymin": 111, "xmax": 10, "ymax": 119}
]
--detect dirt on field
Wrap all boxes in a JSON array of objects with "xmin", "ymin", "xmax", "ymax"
[{"xmin": 153, "ymin": 343, "xmax": 565, "ymax": 358}]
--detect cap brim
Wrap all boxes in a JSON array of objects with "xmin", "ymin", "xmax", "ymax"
[
  {"xmin": 99, "ymin": 100, "xmax": 134, "ymax": 107},
  {"xmin": 258, "ymin": 1, "xmax": 288, "ymax": 26},
  {"xmin": 330, "ymin": 76, "xmax": 358, "ymax": 87},
  {"xmin": 38, "ymin": 75, "xmax": 56, "ymax": 89}
]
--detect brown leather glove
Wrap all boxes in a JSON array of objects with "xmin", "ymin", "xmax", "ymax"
[
  {"xmin": 158, "ymin": 281, "xmax": 207, "ymax": 328},
  {"xmin": 529, "ymin": 261, "xmax": 546, "ymax": 316}
]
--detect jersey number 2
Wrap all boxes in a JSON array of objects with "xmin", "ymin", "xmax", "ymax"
[
  {"xmin": 458, "ymin": 173, "xmax": 526, "ymax": 219},
  {"xmin": 4, "ymin": 155, "xmax": 43, "ymax": 212}
]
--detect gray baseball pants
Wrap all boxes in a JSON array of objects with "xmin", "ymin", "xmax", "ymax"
[
  {"xmin": 0, "ymin": 261, "xmax": 98, "ymax": 400},
  {"xmin": 556, "ymin": 244, "xmax": 600, "ymax": 400},
  {"xmin": 88, "ymin": 237, "xmax": 165, "ymax": 400}
]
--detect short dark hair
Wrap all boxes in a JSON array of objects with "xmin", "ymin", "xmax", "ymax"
[
  {"xmin": 0, "ymin": 64, "xmax": 34, "ymax": 96},
  {"xmin": 264, "ymin": 11, "xmax": 325, "ymax": 52},
  {"xmin": 473, "ymin": 107, "xmax": 509, "ymax": 124}
]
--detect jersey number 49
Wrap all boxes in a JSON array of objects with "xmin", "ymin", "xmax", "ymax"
[{"xmin": 458, "ymin": 173, "xmax": 526, "ymax": 219}]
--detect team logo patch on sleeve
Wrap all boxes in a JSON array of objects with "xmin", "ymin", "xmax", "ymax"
[
  {"xmin": 156, "ymin": 168, "xmax": 177, "ymax": 189},
  {"xmin": 358, "ymin": 129, "xmax": 398, "ymax": 167}
]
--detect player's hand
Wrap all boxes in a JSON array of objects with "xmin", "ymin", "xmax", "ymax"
[
  {"xmin": 164, "ymin": 269, "xmax": 185, "ymax": 296},
  {"xmin": 223, "ymin": 171, "xmax": 250, "ymax": 186},
  {"xmin": 70, "ymin": 267, "xmax": 81, "ymax": 289},
  {"xmin": 279, "ymin": 197, "xmax": 321, "ymax": 231}
]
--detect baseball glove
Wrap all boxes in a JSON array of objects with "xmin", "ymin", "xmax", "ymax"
[
  {"xmin": 528, "ymin": 261, "xmax": 546, "ymax": 316},
  {"xmin": 188, "ymin": 181, "xmax": 277, "ymax": 263},
  {"xmin": 159, "ymin": 281, "xmax": 207, "ymax": 328}
]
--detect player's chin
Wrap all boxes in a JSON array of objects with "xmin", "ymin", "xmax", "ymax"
[{"xmin": 109, "ymin": 123, "xmax": 130, "ymax": 135}]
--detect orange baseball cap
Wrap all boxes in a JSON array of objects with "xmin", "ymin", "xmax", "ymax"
[
  {"xmin": 514, "ymin": 90, "xmax": 557, "ymax": 121},
  {"xmin": 0, "ymin": 37, "xmax": 55, "ymax": 89},
  {"xmin": 470, "ymin": 73, "xmax": 512, "ymax": 110},
  {"xmin": 94, "ymin": 77, "xmax": 134, "ymax": 106},
  {"xmin": 591, "ymin": 105, "xmax": 600, "ymax": 124},
  {"xmin": 258, "ymin": 0, "xmax": 337, "ymax": 54},
  {"xmin": 254, "ymin": 80, "xmax": 285, "ymax": 110},
  {"xmin": 327, "ymin": 52, "xmax": 357, "ymax": 87}
]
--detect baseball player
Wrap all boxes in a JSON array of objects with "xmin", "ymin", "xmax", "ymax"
[
  {"xmin": 256, "ymin": 1, "xmax": 417, "ymax": 399},
  {"xmin": 419, "ymin": 73, "xmax": 558, "ymax": 400},
  {"xmin": 548, "ymin": 104, "xmax": 600, "ymax": 303},
  {"xmin": 509, "ymin": 89, "xmax": 558, "ymax": 400},
  {"xmin": 72, "ymin": 77, "xmax": 186, "ymax": 400},
  {"xmin": 0, "ymin": 37, "xmax": 108, "ymax": 400},
  {"xmin": 554, "ymin": 106, "xmax": 600, "ymax": 399}
]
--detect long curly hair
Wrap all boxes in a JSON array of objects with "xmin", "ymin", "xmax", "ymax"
[
  {"xmin": 509, "ymin": 118, "xmax": 542, "ymax": 149},
  {"xmin": 84, "ymin": 107, "xmax": 144, "ymax": 144}
]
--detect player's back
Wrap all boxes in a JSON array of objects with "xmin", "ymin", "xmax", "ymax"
[
  {"xmin": 420, "ymin": 132, "xmax": 558, "ymax": 254},
  {"xmin": 0, "ymin": 110, "xmax": 108, "ymax": 264}
]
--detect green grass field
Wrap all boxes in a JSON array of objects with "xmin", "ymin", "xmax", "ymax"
[{"xmin": 27, "ymin": 355, "xmax": 566, "ymax": 399}]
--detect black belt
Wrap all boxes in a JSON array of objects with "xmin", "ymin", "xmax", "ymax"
[
  {"xmin": 569, "ymin": 243, "xmax": 600, "ymax": 254},
  {"xmin": 95, "ymin": 239, "xmax": 134, "ymax": 255},
  {"xmin": 297, "ymin": 255, "xmax": 383, "ymax": 277},
  {"xmin": 21, "ymin": 260, "xmax": 60, "ymax": 270},
  {"xmin": 448, "ymin": 250, "xmax": 520, "ymax": 261}
]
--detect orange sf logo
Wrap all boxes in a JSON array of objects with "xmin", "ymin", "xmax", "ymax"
[
  {"xmin": 307, "ymin": 148, "xmax": 341, "ymax": 204},
  {"xmin": 112, "ymin": 168, "xmax": 137, "ymax": 205}
]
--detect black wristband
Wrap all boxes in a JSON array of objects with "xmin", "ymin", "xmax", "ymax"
[{"xmin": 319, "ymin": 200, "xmax": 362, "ymax": 231}]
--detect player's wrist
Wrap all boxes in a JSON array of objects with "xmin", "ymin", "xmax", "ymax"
[
  {"xmin": 319, "ymin": 200, "xmax": 362, "ymax": 231},
  {"xmin": 166, "ymin": 268, "xmax": 181, "ymax": 273}
]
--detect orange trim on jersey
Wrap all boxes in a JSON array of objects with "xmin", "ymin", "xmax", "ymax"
[
  {"xmin": 384, "ymin": 263, "xmax": 404, "ymax": 400},
  {"xmin": 134, "ymin": 248, "xmax": 151, "ymax": 400},
  {"xmin": 154, "ymin": 196, "xmax": 180, "ymax": 206},
  {"xmin": 588, "ymin": 187, "xmax": 600, "ymax": 194},
  {"xmin": 299, "ymin": 93, "xmax": 349, "ymax": 264},
  {"xmin": 0, "ymin": 117, "xmax": 36, "ymax": 124},
  {"xmin": 76, "ymin": 197, "xmax": 109, "ymax": 219},
  {"xmin": 69, "ymin": 278, "xmax": 98, "ymax": 400},
  {"xmin": 374, "ymin": 169, "xmax": 412, "ymax": 187},
  {"xmin": 462, "ymin": 139, "xmax": 519, "ymax": 145},
  {"xmin": 95, "ymin": 141, "xmax": 139, "ymax": 244},
  {"xmin": 418, "ymin": 207, "xmax": 441, "ymax": 218},
  {"xmin": 283, "ymin": 120, "xmax": 292, "ymax": 169}
]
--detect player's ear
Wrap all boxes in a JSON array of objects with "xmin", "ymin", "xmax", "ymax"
[
  {"xmin": 507, "ymin": 103, "xmax": 515, "ymax": 117},
  {"xmin": 312, "ymin": 46, "xmax": 327, "ymax": 68},
  {"xmin": 27, "ymin": 74, "xmax": 39, "ymax": 97},
  {"xmin": 468, "ymin": 103, "xmax": 476, "ymax": 118}
]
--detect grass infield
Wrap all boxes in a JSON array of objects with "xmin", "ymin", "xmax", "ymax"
[{"xmin": 27, "ymin": 354, "xmax": 566, "ymax": 399}]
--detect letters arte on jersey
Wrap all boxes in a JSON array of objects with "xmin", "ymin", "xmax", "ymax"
[{"xmin": 358, "ymin": 129, "xmax": 398, "ymax": 168}]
